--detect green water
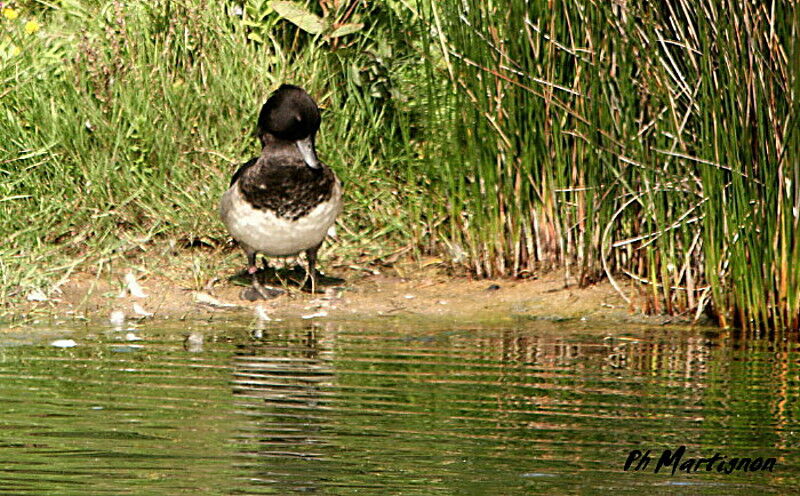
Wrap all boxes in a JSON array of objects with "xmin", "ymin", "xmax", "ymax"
[{"xmin": 0, "ymin": 318, "xmax": 797, "ymax": 494}]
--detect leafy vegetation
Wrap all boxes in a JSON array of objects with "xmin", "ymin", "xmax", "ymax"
[
  {"xmin": 0, "ymin": 0, "xmax": 423, "ymax": 307},
  {"xmin": 0, "ymin": 0, "xmax": 798, "ymax": 330}
]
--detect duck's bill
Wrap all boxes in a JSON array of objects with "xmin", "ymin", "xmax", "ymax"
[{"xmin": 296, "ymin": 136, "xmax": 320, "ymax": 169}]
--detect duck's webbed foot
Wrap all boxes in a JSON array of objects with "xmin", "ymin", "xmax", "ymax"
[{"xmin": 241, "ymin": 251, "xmax": 285, "ymax": 301}]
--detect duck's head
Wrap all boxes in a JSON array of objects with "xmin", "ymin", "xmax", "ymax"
[{"xmin": 257, "ymin": 84, "xmax": 321, "ymax": 169}]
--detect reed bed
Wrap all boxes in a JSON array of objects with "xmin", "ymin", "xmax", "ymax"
[{"xmin": 420, "ymin": 0, "xmax": 799, "ymax": 330}]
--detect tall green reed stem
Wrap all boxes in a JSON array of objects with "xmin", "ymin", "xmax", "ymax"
[{"xmin": 420, "ymin": 0, "xmax": 799, "ymax": 330}]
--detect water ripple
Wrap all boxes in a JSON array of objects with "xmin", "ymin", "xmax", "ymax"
[{"xmin": 0, "ymin": 322, "xmax": 796, "ymax": 494}]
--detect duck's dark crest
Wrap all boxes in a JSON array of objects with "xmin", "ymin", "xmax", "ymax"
[{"xmin": 257, "ymin": 85, "xmax": 320, "ymax": 141}]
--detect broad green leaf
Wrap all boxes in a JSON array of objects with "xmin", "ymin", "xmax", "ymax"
[
  {"xmin": 327, "ymin": 23, "xmax": 364, "ymax": 39},
  {"xmin": 268, "ymin": 1, "xmax": 326, "ymax": 34}
]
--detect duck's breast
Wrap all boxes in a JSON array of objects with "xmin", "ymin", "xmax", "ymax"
[{"xmin": 220, "ymin": 181, "xmax": 341, "ymax": 256}]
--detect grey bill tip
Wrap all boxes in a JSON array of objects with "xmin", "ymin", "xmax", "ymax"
[{"xmin": 296, "ymin": 136, "xmax": 320, "ymax": 169}]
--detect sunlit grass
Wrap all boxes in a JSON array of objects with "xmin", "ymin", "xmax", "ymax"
[{"xmin": 0, "ymin": 0, "xmax": 423, "ymax": 307}]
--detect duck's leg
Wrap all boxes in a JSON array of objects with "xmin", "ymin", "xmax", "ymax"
[
  {"xmin": 302, "ymin": 243, "xmax": 324, "ymax": 293},
  {"xmin": 241, "ymin": 250, "xmax": 284, "ymax": 301},
  {"xmin": 246, "ymin": 250, "xmax": 259, "ymax": 276}
]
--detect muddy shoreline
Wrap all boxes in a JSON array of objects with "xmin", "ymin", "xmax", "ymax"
[{"xmin": 8, "ymin": 260, "xmax": 705, "ymax": 329}]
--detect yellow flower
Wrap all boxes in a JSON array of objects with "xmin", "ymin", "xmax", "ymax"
[
  {"xmin": 3, "ymin": 8, "xmax": 19, "ymax": 21},
  {"xmin": 24, "ymin": 20, "xmax": 39, "ymax": 34}
]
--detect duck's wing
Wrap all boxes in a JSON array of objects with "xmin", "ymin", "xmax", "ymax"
[{"xmin": 229, "ymin": 157, "xmax": 259, "ymax": 187}]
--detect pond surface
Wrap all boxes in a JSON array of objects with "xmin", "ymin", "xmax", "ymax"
[{"xmin": 0, "ymin": 317, "xmax": 798, "ymax": 494}]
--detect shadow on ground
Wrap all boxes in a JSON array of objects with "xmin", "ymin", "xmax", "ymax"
[{"xmin": 228, "ymin": 264, "xmax": 346, "ymax": 294}]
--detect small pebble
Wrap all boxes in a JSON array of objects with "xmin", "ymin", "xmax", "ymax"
[
  {"xmin": 132, "ymin": 302, "xmax": 153, "ymax": 318},
  {"xmin": 111, "ymin": 344, "xmax": 144, "ymax": 353},
  {"xmin": 486, "ymin": 284, "xmax": 501, "ymax": 291},
  {"xmin": 110, "ymin": 310, "xmax": 126, "ymax": 325},
  {"xmin": 184, "ymin": 332, "xmax": 204, "ymax": 352},
  {"xmin": 27, "ymin": 289, "xmax": 48, "ymax": 302},
  {"xmin": 306, "ymin": 299, "xmax": 332, "ymax": 309},
  {"xmin": 403, "ymin": 294, "xmax": 415, "ymax": 299},
  {"xmin": 51, "ymin": 339, "xmax": 77, "ymax": 348},
  {"xmin": 124, "ymin": 272, "xmax": 148, "ymax": 298},
  {"xmin": 254, "ymin": 305, "xmax": 271, "ymax": 321},
  {"xmin": 301, "ymin": 311, "xmax": 328, "ymax": 319},
  {"xmin": 193, "ymin": 291, "xmax": 238, "ymax": 308}
]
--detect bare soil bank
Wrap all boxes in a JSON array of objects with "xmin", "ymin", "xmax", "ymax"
[{"xmin": 11, "ymin": 258, "xmax": 702, "ymax": 328}]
